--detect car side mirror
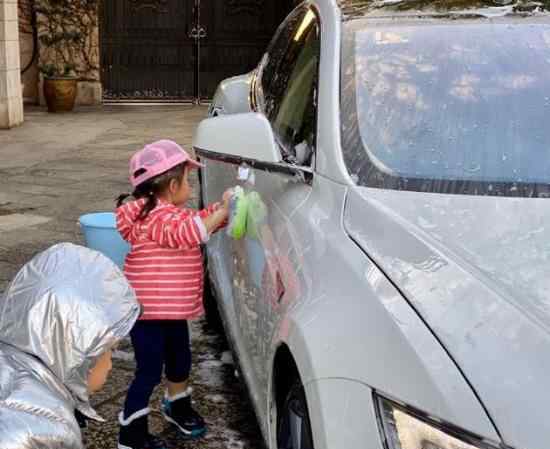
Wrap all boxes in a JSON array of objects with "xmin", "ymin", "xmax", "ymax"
[{"xmin": 192, "ymin": 112, "xmax": 282, "ymax": 164}]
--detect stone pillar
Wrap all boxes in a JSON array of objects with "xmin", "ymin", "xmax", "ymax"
[
  {"xmin": 0, "ymin": 0, "xmax": 23, "ymax": 128},
  {"xmin": 19, "ymin": 0, "xmax": 38, "ymax": 104}
]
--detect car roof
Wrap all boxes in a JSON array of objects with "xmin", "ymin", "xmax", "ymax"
[{"xmin": 336, "ymin": 0, "xmax": 550, "ymax": 20}]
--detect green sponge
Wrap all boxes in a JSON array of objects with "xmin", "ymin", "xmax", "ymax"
[
  {"xmin": 246, "ymin": 191, "xmax": 267, "ymax": 240},
  {"xmin": 227, "ymin": 186, "xmax": 249, "ymax": 240}
]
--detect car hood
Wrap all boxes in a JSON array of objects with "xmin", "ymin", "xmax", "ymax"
[{"xmin": 344, "ymin": 187, "xmax": 550, "ymax": 449}]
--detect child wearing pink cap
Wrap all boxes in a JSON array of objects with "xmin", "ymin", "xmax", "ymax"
[{"xmin": 115, "ymin": 139, "xmax": 231, "ymax": 449}]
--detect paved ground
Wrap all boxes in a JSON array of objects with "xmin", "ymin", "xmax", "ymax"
[{"xmin": 0, "ymin": 105, "xmax": 263, "ymax": 449}]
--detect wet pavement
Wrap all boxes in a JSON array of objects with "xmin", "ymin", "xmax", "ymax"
[
  {"xmin": 83, "ymin": 322, "xmax": 263, "ymax": 449},
  {"xmin": 0, "ymin": 105, "xmax": 264, "ymax": 449}
]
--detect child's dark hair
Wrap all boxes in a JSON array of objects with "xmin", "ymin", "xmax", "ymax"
[{"xmin": 116, "ymin": 162, "xmax": 187, "ymax": 220}]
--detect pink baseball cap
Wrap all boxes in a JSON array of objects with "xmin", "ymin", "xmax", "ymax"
[{"xmin": 129, "ymin": 139, "xmax": 203, "ymax": 188}]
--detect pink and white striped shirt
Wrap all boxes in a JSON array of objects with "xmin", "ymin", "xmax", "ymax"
[{"xmin": 116, "ymin": 198, "xmax": 222, "ymax": 320}]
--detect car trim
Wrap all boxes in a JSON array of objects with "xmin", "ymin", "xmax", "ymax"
[{"xmin": 194, "ymin": 147, "xmax": 314, "ymax": 184}]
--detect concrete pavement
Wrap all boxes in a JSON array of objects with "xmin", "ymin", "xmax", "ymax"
[{"xmin": 0, "ymin": 105, "xmax": 263, "ymax": 449}]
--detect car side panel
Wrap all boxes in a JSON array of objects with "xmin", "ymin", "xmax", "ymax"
[
  {"xmin": 201, "ymin": 158, "xmax": 267, "ymax": 432},
  {"xmin": 305, "ymin": 379, "xmax": 383, "ymax": 449},
  {"xmin": 264, "ymin": 175, "xmax": 499, "ymax": 442}
]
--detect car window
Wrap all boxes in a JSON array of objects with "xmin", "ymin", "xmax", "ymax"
[
  {"xmin": 258, "ymin": 6, "xmax": 309, "ymax": 113},
  {"xmin": 258, "ymin": 7, "xmax": 320, "ymax": 166},
  {"xmin": 341, "ymin": 19, "xmax": 550, "ymax": 197}
]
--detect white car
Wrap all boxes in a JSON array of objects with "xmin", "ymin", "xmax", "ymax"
[{"xmin": 194, "ymin": 1, "xmax": 550, "ymax": 449}]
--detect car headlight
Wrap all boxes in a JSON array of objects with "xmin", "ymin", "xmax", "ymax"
[{"xmin": 376, "ymin": 395, "xmax": 497, "ymax": 449}]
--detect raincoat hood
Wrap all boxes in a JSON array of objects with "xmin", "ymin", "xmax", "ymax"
[{"xmin": 0, "ymin": 243, "xmax": 140, "ymax": 420}]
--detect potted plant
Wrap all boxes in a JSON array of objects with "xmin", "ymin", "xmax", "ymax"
[
  {"xmin": 35, "ymin": 0, "xmax": 99, "ymax": 112},
  {"xmin": 39, "ymin": 61, "xmax": 78, "ymax": 113}
]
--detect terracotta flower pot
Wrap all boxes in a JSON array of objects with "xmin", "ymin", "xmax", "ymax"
[{"xmin": 43, "ymin": 78, "xmax": 78, "ymax": 112}]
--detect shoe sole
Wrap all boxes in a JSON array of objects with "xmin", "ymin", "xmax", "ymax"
[{"xmin": 161, "ymin": 411, "xmax": 207, "ymax": 439}]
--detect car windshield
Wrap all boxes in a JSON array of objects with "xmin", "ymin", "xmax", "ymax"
[{"xmin": 341, "ymin": 18, "xmax": 550, "ymax": 197}]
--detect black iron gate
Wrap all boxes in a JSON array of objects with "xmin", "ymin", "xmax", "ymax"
[{"xmin": 100, "ymin": 0, "xmax": 293, "ymax": 102}]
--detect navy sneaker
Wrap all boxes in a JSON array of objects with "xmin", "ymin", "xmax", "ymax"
[{"xmin": 161, "ymin": 393, "xmax": 207, "ymax": 439}]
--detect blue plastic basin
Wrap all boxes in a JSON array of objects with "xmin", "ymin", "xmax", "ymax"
[{"xmin": 79, "ymin": 212, "xmax": 129, "ymax": 269}]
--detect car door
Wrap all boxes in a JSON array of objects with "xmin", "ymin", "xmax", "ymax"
[
  {"xmin": 200, "ymin": 3, "xmax": 321, "ymax": 424},
  {"xmin": 232, "ymin": 4, "xmax": 321, "ymax": 409}
]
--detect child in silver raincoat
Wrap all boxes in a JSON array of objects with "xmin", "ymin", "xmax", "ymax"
[{"xmin": 0, "ymin": 243, "xmax": 140, "ymax": 449}]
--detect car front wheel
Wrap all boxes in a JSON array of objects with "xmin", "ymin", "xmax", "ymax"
[{"xmin": 277, "ymin": 383, "xmax": 315, "ymax": 449}]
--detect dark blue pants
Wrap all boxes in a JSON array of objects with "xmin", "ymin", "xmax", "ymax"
[{"xmin": 123, "ymin": 320, "xmax": 192, "ymax": 418}]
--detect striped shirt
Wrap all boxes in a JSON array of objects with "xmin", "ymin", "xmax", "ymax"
[{"xmin": 116, "ymin": 198, "xmax": 221, "ymax": 320}]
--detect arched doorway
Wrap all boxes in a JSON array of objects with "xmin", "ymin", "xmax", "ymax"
[{"xmin": 99, "ymin": 0, "xmax": 294, "ymax": 102}]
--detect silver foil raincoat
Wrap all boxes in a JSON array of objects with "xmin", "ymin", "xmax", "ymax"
[{"xmin": 0, "ymin": 243, "xmax": 140, "ymax": 449}]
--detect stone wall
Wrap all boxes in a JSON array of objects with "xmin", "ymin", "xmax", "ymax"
[
  {"xmin": 35, "ymin": 0, "xmax": 102, "ymax": 105},
  {"xmin": 17, "ymin": 0, "xmax": 102, "ymax": 105}
]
